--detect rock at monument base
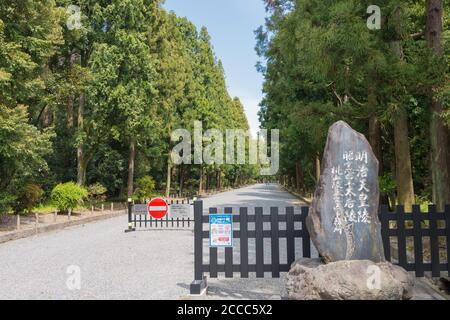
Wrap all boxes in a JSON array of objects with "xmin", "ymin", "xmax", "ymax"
[
  {"xmin": 286, "ymin": 258, "xmax": 414, "ymax": 300},
  {"xmin": 306, "ymin": 120, "xmax": 385, "ymax": 263}
]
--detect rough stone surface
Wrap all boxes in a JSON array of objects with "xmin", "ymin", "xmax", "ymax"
[
  {"xmin": 286, "ymin": 258, "xmax": 414, "ymax": 300},
  {"xmin": 306, "ymin": 121, "xmax": 385, "ymax": 262}
]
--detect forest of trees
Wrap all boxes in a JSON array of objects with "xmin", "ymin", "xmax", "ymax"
[
  {"xmin": 0, "ymin": 0, "xmax": 259, "ymax": 214},
  {"xmin": 256, "ymin": 0, "xmax": 449, "ymax": 211}
]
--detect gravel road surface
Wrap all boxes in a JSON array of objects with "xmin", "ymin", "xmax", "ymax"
[
  {"xmin": 0, "ymin": 184, "xmax": 442, "ymax": 300},
  {"xmin": 0, "ymin": 184, "xmax": 305, "ymax": 300}
]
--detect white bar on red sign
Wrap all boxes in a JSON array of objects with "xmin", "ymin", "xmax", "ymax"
[{"xmin": 149, "ymin": 206, "xmax": 167, "ymax": 211}]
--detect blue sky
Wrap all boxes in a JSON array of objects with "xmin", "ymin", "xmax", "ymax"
[{"xmin": 163, "ymin": 0, "xmax": 266, "ymax": 137}]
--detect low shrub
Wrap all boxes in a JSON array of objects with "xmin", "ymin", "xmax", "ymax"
[
  {"xmin": 13, "ymin": 184, "xmax": 44, "ymax": 214},
  {"xmin": 134, "ymin": 176, "xmax": 156, "ymax": 200},
  {"xmin": 51, "ymin": 182, "xmax": 87, "ymax": 213},
  {"xmin": 88, "ymin": 183, "xmax": 107, "ymax": 203}
]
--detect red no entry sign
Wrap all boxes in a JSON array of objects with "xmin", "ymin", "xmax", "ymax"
[{"xmin": 147, "ymin": 197, "xmax": 168, "ymax": 219}]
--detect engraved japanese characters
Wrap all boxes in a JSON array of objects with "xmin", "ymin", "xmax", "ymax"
[{"xmin": 306, "ymin": 121, "xmax": 385, "ymax": 263}]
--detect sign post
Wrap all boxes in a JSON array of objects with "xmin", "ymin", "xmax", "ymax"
[
  {"xmin": 124, "ymin": 198, "xmax": 135, "ymax": 233},
  {"xmin": 147, "ymin": 197, "xmax": 169, "ymax": 219},
  {"xmin": 209, "ymin": 214, "xmax": 233, "ymax": 247}
]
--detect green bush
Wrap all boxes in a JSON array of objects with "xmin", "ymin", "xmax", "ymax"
[
  {"xmin": 13, "ymin": 184, "xmax": 44, "ymax": 214},
  {"xmin": 134, "ymin": 176, "xmax": 156, "ymax": 200},
  {"xmin": 88, "ymin": 183, "xmax": 107, "ymax": 203},
  {"xmin": 0, "ymin": 192, "xmax": 16, "ymax": 215},
  {"xmin": 51, "ymin": 182, "xmax": 87, "ymax": 213}
]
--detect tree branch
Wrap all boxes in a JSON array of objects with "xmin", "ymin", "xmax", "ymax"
[
  {"xmin": 410, "ymin": 31, "xmax": 425, "ymax": 40},
  {"xmin": 348, "ymin": 94, "xmax": 365, "ymax": 106}
]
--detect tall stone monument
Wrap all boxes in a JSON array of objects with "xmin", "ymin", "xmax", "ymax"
[
  {"xmin": 286, "ymin": 121, "xmax": 414, "ymax": 300},
  {"xmin": 306, "ymin": 121, "xmax": 385, "ymax": 263}
]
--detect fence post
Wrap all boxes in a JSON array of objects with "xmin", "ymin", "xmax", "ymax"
[
  {"xmin": 54, "ymin": 209, "xmax": 57, "ymax": 223},
  {"xmin": 101, "ymin": 204, "xmax": 104, "ymax": 212},
  {"xmin": 111, "ymin": 202, "xmax": 114, "ymax": 212},
  {"xmin": 68, "ymin": 208, "xmax": 72, "ymax": 221},
  {"xmin": 16, "ymin": 214, "xmax": 20, "ymax": 230},
  {"xmin": 124, "ymin": 198, "xmax": 135, "ymax": 233},
  {"xmin": 190, "ymin": 200, "xmax": 207, "ymax": 295},
  {"xmin": 445, "ymin": 205, "xmax": 450, "ymax": 277}
]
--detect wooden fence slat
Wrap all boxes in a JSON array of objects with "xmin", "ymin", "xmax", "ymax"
[
  {"xmin": 193, "ymin": 200, "xmax": 203, "ymax": 281},
  {"xmin": 380, "ymin": 205, "xmax": 391, "ymax": 261},
  {"xmin": 301, "ymin": 207, "xmax": 311, "ymax": 258},
  {"xmin": 209, "ymin": 207, "xmax": 218, "ymax": 278},
  {"xmin": 286, "ymin": 207, "xmax": 295, "ymax": 267},
  {"xmin": 225, "ymin": 207, "xmax": 233, "ymax": 278},
  {"xmin": 240, "ymin": 207, "xmax": 249, "ymax": 278},
  {"xmin": 397, "ymin": 205, "xmax": 407, "ymax": 268},
  {"xmin": 412, "ymin": 205, "xmax": 424, "ymax": 277},
  {"xmin": 446, "ymin": 205, "xmax": 450, "ymax": 277},
  {"xmin": 270, "ymin": 207, "xmax": 280, "ymax": 278},
  {"xmin": 255, "ymin": 207, "xmax": 264, "ymax": 278},
  {"xmin": 428, "ymin": 205, "xmax": 440, "ymax": 277}
]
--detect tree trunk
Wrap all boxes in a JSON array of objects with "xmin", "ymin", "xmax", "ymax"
[
  {"xmin": 315, "ymin": 154, "xmax": 321, "ymax": 184},
  {"xmin": 165, "ymin": 157, "xmax": 172, "ymax": 198},
  {"xmin": 179, "ymin": 164, "xmax": 184, "ymax": 196},
  {"xmin": 67, "ymin": 98, "xmax": 74, "ymax": 130},
  {"xmin": 127, "ymin": 140, "xmax": 136, "ymax": 198},
  {"xmin": 368, "ymin": 84, "xmax": 382, "ymax": 176},
  {"xmin": 296, "ymin": 161, "xmax": 304, "ymax": 192},
  {"xmin": 41, "ymin": 105, "xmax": 52, "ymax": 127},
  {"xmin": 389, "ymin": 9, "xmax": 415, "ymax": 212},
  {"xmin": 76, "ymin": 93, "xmax": 86, "ymax": 186},
  {"xmin": 426, "ymin": 0, "xmax": 450, "ymax": 211},
  {"xmin": 217, "ymin": 169, "xmax": 222, "ymax": 190},
  {"xmin": 393, "ymin": 107, "xmax": 415, "ymax": 211},
  {"xmin": 198, "ymin": 166, "xmax": 203, "ymax": 195},
  {"xmin": 369, "ymin": 115, "xmax": 382, "ymax": 175}
]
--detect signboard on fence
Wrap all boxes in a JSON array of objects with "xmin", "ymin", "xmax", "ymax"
[
  {"xmin": 169, "ymin": 204, "xmax": 193, "ymax": 219},
  {"xmin": 209, "ymin": 214, "xmax": 233, "ymax": 247},
  {"xmin": 132, "ymin": 204, "xmax": 147, "ymax": 214},
  {"xmin": 147, "ymin": 198, "xmax": 168, "ymax": 219}
]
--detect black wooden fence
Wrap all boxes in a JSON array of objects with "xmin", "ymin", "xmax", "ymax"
[
  {"xmin": 125, "ymin": 199, "xmax": 194, "ymax": 232},
  {"xmin": 190, "ymin": 200, "xmax": 311, "ymax": 294},
  {"xmin": 190, "ymin": 201, "xmax": 450, "ymax": 295},
  {"xmin": 379, "ymin": 204, "xmax": 450, "ymax": 278}
]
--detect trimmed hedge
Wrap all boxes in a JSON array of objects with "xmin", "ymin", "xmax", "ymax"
[{"xmin": 51, "ymin": 182, "xmax": 87, "ymax": 213}]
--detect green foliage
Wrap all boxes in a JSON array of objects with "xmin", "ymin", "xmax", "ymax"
[
  {"xmin": 0, "ymin": 192, "xmax": 16, "ymax": 214},
  {"xmin": 12, "ymin": 184, "xmax": 44, "ymax": 214},
  {"xmin": 0, "ymin": 0, "xmax": 258, "ymax": 209},
  {"xmin": 51, "ymin": 182, "xmax": 87, "ymax": 212},
  {"xmin": 134, "ymin": 176, "xmax": 156, "ymax": 199},
  {"xmin": 379, "ymin": 174, "xmax": 397, "ymax": 195},
  {"xmin": 256, "ymin": 0, "xmax": 449, "ymax": 200},
  {"xmin": 88, "ymin": 183, "xmax": 107, "ymax": 203}
]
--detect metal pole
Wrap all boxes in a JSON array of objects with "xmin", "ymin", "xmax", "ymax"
[
  {"xmin": 190, "ymin": 200, "xmax": 207, "ymax": 295},
  {"xmin": 125, "ymin": 198, "xmax": 135, "ymax": 233}
]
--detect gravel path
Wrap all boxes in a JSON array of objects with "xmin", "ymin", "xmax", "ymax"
[
  {"xmin": 0, "ymin": 184, "xmax": 443, "ymax": 300},
  {"xmin": 0, "ymin": 184, "xmax": 304, "ymax": 300}
]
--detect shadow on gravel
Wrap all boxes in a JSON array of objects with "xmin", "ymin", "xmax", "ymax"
[{"xmin": 177, "ymin": 278, "xmax": 288, "ymax": 300}]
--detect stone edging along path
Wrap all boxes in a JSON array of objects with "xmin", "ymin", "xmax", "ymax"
[
  {"xmin": 0, "ymin": 209, "xmax": 127, "ymax": 245},
  {"xmin": 0, "ymin": 186, "xmax": 247, "ymax": 245}
]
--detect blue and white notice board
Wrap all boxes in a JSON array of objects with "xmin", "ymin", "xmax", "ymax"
[{"xmin": 209, "ymin": 214, "xmax": 233, "ymax": 247}]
